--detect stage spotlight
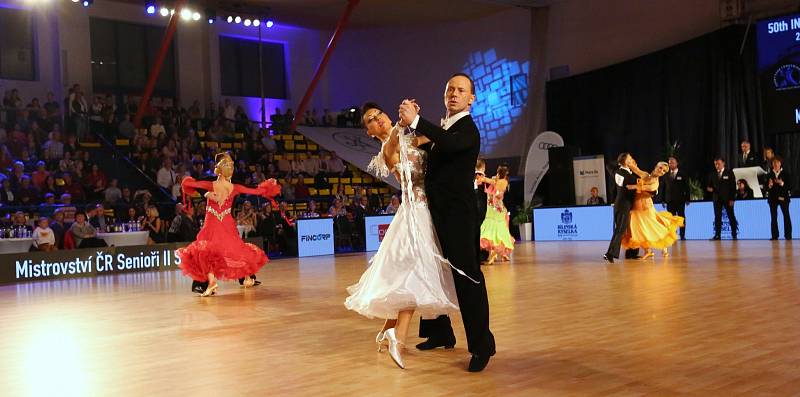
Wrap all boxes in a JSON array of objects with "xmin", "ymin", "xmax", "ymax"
[
  {"xmin": 170, "ymin": 9, "xmax": 175, "ymax": 16},
  {"xmin": 71, "ymin": 0, "xmax": 80, "ymax": 2},
  {"xmin": 234, "ymin": 16, "xmax": 241, "ymax": 24},
  {"xmin": 253, "ymin": 19, "xmax": 260, "ymax": 27},
  {"xmin": 160, "ymin": 7, "xmax": 169, "ymax": 16},
  {"xmin": 192, "ymin": 11, "xmax": 201, "ymax": 21},
  {"xmin": 206, "ymin": 9, "xmax": 216, "ymax": 24},
  {"xmin": 82, "ymin": 0, "xmax": 93, "ymax": 7},
  {"xmin": 244, "ymin": 18, "xmax": 251, "ymax": 26},
  {"xmin": 145, "ymin": 1, "xmax": 156, "ymax": 14},
  {"xmin": 226, "ymin": 15, "xmax": 233, "ymax": 23},
  {"xmin": 266, "ymin": 19, "xmax": 274, "ymax": 28}
]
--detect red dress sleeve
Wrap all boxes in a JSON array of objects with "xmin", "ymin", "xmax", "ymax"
[
  {"xmin": 180, "ymin": 177, "xmax": 214, "ymax": 214},
  {"xmin": 233, "ymin": 179, "xmax": 282, "ymax": 207}
]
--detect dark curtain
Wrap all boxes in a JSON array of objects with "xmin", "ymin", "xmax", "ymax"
[{"xmin": 547, "ymin": 25, "xmax": 800, "ymax": 196}]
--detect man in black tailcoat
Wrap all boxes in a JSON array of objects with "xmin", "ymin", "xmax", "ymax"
[
  {"xmin": 603, "ymin": 153, "xmax": 639, "ymax": 263},
  {"xmin": 398, "ymin": 73, "xmax": 495, "ymax": 372},
  {"xmin": 475, "ymin": 159, "xmax": 489, "ymax": 262},
  {"xmin": 707, "ymin": 157, "xmax": 738, "ymax": 240}
]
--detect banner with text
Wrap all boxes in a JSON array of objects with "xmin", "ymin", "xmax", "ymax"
[
  {"xmin": 365, "ymin": 215, "xmax": 395, "ymax": 252},
  {"xmin": 297, "ymin": 218, "xmax": 335, "ymax": 257},
  {"xmin": 524, "ymin": 131, "xmax": 564, "ymax": 202},
  {"xmin": 572, "ymin": 155, "xmax": 607, "ymax": 205}
]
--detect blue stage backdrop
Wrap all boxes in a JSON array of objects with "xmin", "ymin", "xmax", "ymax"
[{"xmin": 534, "ymin": 200, "xmax": 798, "ymax": 241}]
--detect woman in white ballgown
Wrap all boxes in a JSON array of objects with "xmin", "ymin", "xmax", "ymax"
[{"xmin": 344, "ymin": 102, "xmax": 460, "ymax": 369}]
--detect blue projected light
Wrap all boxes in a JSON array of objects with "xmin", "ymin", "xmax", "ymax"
[{"xmin": 462, "ymin": 49, "xmax": 529, "ymax": 153}]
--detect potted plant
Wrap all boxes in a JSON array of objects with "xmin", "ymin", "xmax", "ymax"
[{"xmin": 511, "ymin": 201, "xmax": 534, "ymax": 241}]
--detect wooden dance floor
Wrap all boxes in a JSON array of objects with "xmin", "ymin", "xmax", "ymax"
[{"xmin": 0, "ymin": 241, "xmax": 798, "ymax": 396}]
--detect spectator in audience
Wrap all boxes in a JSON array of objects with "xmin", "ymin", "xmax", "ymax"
[
  {"xmin": 171, "ymin": 173, "xmax": 184, "ymax": 200},
  {"xmin": 89, "ymin": 203, "xmax": 107, "ymax": 232},
  {"xmin": 735, "ymin": 179, "xmax": 754, "ymax": 200},
  {"xmin": 43, "ymin": 91, "xmax": 61, "ymax": 128},
  {"xmin": 61, "ymin": 173, "xmax": 85, "ymax": 202},
  {"xmin": 327, "ymin": 151, "xmax": 345, "ymax": 176},
  {"xmin": 11, "ymin": 211, "xmax": 31, "ymax": 233},
  {"xmin": 329, "ymin": 198, "xmax": 347, "ymax": 217},
  {"xmin": 16, "ymin": 176, "xmax": 38, "ymax": 206},
  {"xmin": 31, "ymin": 161, "xmax": 49, "ymax": 190},
  {"xmin": 59, "ymin": 193, "xmax": 77, "ymax": 222},
  {"xmin": 367, "ymin": 187, "xmax": 383, "ymax": 211},
  {"xmin": 50, "ymin": 209, "xmax": 68, "ymax": 249},
  {"xmin": 300, "ymin": 200, "xmax": 321, "ymax": 219},
  {"xmin": 69, "ymin": 212, "xmax": 106, "ymax": 248},
  {"xmin": 71, "ymin": 91, "xmax": 89, "ymax": 140},
  {"xmin": 276, "ymin": 201, "xmax": 297, "ymax": 255},
  {"xmin": 236, "ymin": 200, "xmax": 259, "ymax": 237},
  {"xmin": 707, "ymin": 157, "xmax": 738, "ymax": 240},
  {"xmin": 157, "ymin": 158, "xmax": 176, "ymax": 190},
  {"xmin": 385, "ymin": 195, "xmax": 400, "ymax": 214},
  {"xmin": 134, "ymin": 190, "xmax": 154, "ymax": 217},
  {"xmin": 761, "ymin": 146, "xmax": 776, "ymax": 172},
  {"xmin": 282, "ymin": 180, "xmax": 296, "ymax": 201},
  {"xmin": 123, "ymin": 206, "xmax": 139, "ymax": 224},
  {"xmin": 168, "ymin": 203, "xmax": 197, "ymax": 242},
  {"xmin": 85, "ymin": 163, "xmax": 107, "ymax": 190},
  {"xmin": 294, "ymin": 178, "xmax": 310, "ymax": 200},
  {"xmin": 766, "ymin": 156, "xmax": 792, "ymax": 240},
  {"xmin": 141, "ymin": 205, "xmax": 164, "ymax": 245},
  {"xmin": 104, "ymin": 178, "xmax": 122, "ymax": 204},
  {"xmin": 586, "ymin": 186, "xmax": 605, "ymax": 205},
  {"xmin": 258, "ymin": 202, "xmax": 277, "ymax": 250},
  {"xmin": 150, "ymin": 117, "xmax": 166, "ymax": 140},
  {"xmin": 32, "ymin": 217, "xmax": 56, "ymax": 252},
  {"xmin": 1, "ymin": 178, "xmax": 16, "ymax": 205},
  {"xmin": 118, "ymin": 113, "xmax": 135, "ymax": 139},
  {"xmin": 117, "ymin": 187, "xmax": 133, "ymax": 210}
]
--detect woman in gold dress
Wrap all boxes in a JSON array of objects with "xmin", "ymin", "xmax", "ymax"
[{"xmin": 623, "ymin": 161, "xmax": 685, "ymax": 259}]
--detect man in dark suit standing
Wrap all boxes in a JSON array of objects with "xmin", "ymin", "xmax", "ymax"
[
  {"xmin": 399, "ymin": 73, "xmax": 495, "ymax": 372},
  {"xmin": 662, "ymin": 156, "xmax": 690, "ymax": 240},
  {"xmin": 738, "ymin": 139, "xmax": 759, "ymax": 168},
  {"xmin": 707, "ymin": 157, "xmax": 738, "ymax": 240},
  {"xmin": 766, "ymin": 156, "xmax": 792, "ymax": 240},
  {"xmin": 475, "ymin": 159, "xmax": 489, "ymax": 262},
  {"xmin": 603, "ymin": 153, "xmax": 639, "ymax": 263}
]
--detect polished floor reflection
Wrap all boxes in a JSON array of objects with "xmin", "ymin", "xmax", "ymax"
[{"xmin": 0, "ymin": 241, "xmax": 798, "ymax": 396}]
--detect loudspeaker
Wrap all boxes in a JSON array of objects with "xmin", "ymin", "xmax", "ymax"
[{"xmin": 547, "ymin": 146, "xmax": 581, "ymax": 206}]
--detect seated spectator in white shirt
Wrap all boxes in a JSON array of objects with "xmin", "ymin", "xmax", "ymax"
[
  {"xmin": 157, "ymin": 158, "xmax": 176, "ymax": 190},
  {"xmin": 300, "ymin": 200, "xmax": 321, "ymax": 219},
  {"xmin": 149, "ymin": 117, "xmax": 166, "ymax": 139},
  {"xmin": 385, "ymin": 195, "xmax": 401, "ymax": 214},
  {"xmin": 33, "ymin": 217, "xmax": 57, "ymax": 252}
]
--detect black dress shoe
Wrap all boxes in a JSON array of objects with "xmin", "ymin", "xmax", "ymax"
[
  {"xmin": 680, "ymin": 236, "xmax": 685, "ymax": 241},
  {"xmin": 192, "ymin": 285, "xmax": 207, "ymax": 294},
  {"xmin": 602, "ymin": 254, "xmax": 614, "ymax": 264},
  {"xmin": 709, "ymin": 236, "xmax": 721, "ymax": 241},
  {"xmin": 415, "ymin": 337, "xmax": 456, "ymax": 350},
  {"xmin": 468, "ymin": 354, "xmax": 491, "ymax": 372}
]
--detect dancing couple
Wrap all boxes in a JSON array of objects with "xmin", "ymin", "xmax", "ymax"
[
  {"xmin": 345, "ymin": 73, "xmax": 495, "ymax": 372},
  {"xmin": 603, "ymin": 153, "xmax": 684, "ymax": 263},
  {"xmin": 177, "ymin": 153, "xmax": 281, "ymax": 296}
]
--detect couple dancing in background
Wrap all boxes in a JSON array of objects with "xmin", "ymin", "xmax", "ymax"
[
  {"xmin": 603, "ymin": 153, "xmax": 684, "ymax": 263},
  {"xmin": 345, "ymin": 73, "xmax": 495, "ymax": 372}
]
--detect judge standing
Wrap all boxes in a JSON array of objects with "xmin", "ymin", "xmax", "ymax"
[
  {"xmin": 662, "ymin": 156, "xmax": 690, "ymax": 240},
  {"xmin": 707, "ymin": 157, "xmax": 738, "ymax": 240},
  {"xmin": 766, "ymin": 156, "xmax": 792, "ymax": 240}
]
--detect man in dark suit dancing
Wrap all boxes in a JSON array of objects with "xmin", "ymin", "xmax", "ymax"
[
  {"xmin": 603, "ymin": 153, "xmax": 639, "ymax": 263},
  {"xmin": 398, "ymin": 73, "xmax": 495, "ymax": 372},
  {"xmin": 662, "ymin": 156, "xmax": 690, "ymax": 240},
  {"xmin": 707, "ymin": 157, "xmax": 738, "ymax": 240}
]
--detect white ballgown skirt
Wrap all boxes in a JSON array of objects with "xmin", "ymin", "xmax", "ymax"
[{"xmin": 344, "ymin": 201, "xmax": 459, "ymax": 319}]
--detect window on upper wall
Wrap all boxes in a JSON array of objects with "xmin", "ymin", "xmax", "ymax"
[
  {"xmin": 219, "ymin": 36, "xmax": 287, "ymax": 99},
  {"xmin": 0, "ymin": 7, "xmax": 36, "ymax": 81},
  {"xmin": 89, "ymin": 18, "xmax": 176, "ymax": 96}
]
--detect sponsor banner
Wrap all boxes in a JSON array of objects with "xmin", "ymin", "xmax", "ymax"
[
  {"xmin": 524, "ymin": 131, "xmax": 564, "ymax": 202},
  {"xmin": 0, "ymin": 243, "xmax": 188, "ymax": 285},
  {"xmin": 535, "ymin": 199, "xmax": 799, "ymax": 241},
  {"xmin": 534, "ymin": 205, "xmax": 613, "ymax": 241},
  {"xmin": 297, "ymin": 218, "xmax": 335, "ymax": 257},
  {"xmin": 572, "ymin": 155, "xmax": 607, "ymax": 205},
  {"xmin": 365, "ymin": 215, "xmax": 395, "ymax": 252}
]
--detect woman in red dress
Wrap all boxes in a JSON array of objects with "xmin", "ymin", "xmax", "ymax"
[{"xmin": 177, "ymin": 153, "xmax": 281, "ymax": 296}]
